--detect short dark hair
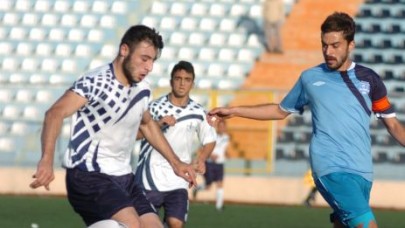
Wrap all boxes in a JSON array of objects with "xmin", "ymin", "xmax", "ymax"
[
  {"xmin": 321, "ymin": 12, "xmax": 355, "ymax": 42},
  {"xmin": 170, "ymin": 60, "xmax": 195, "ymax": 80},
  {"xmin": 120, "ymin": 25, "xmax": 164, "ymax": 59}
]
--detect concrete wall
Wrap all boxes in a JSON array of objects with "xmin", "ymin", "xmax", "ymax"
[{"xmin": 2, "ymin": 167, "xmax": 405, "ymax": 210}]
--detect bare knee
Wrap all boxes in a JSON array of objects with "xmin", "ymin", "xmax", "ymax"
[{"xmin": 166, "ymin": 217, "xmax": 184, "ymax": 228}]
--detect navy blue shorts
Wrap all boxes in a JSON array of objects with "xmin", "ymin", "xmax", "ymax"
[
  {"xmin": 145, "ymin": 189, "xmax": 189, "ymax": 222},
  {"xmin": 204, "ymin": 162, "xmax": 224, "ymax": 186},
  {"xmin": 66, "ymin": 169, "xmax": 156, "ymax": 226}
]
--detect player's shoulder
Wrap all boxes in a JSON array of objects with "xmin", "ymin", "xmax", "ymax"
[
  {"xmin": 80, "ymin": 63, "xmax": 111, "ymax": 80},
  {"xmin": 188, "ymin": 99, "xmax": 206, "ymax": 112},
  {"xmin": 352, "ymin": 63, "xmax": 381, "ymax": 80}
]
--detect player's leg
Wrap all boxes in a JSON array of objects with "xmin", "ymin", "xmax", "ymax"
[
  {"xmin": 213, "ymin": 163, "xmax": 225, "ymax": 211},
  {"xmin": 315, "ymin": 172, "xmax": 377, "ymax": 228},
  {"xmin": 66, "ymin": 169, "xmax": 142, "ymax": 227},
  {"xmin": 87, "ymin": 219, "xmax": 128, "ymax": 228},
  {"xmin": 111, "ymin": 207, "xmax": 141, "ymax": 228},
  {"xmin": 162, "ymin": 189, "xmax": 189, "ymax": 228}
]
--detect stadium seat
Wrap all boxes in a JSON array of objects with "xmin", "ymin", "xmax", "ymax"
[
  {"xmin": 0, "ymin": 137, "xmax": 17, "ymax": 153},
  {"xmin": 190, "ymin": 3, "xmax": 208, "ymax": 16},
  {"xmin": 180, "ymin": 17, "xmax": 198, "ymax": 31},
  {"xmin": 41, "ymin": 58, "xmax": 59, "ymax": 72},
  {"xmin": 209, "ymin": 3, "xmax": 227, "ymax": 17},
  {"xmin": 68, "ymin": 28, "xmax": 85, "ymax": 42},
  {"xmin": 1, "ymin": 57, "xmax": 18, "ymax": 71},
  {"xmin": 16, "ymin": 42, "xmax": 33, "ymax": 56},
  {"xmin": 209, "ymin": 32, "xmax": 226, "ymax": 46},
  {"xmin": 41, "ymin": 13, "xmax": 59, "ymax": 26},
  {"xmin": 0, "ymin": 42, "xmax": 13, "ymax": 55},
  {"xmin": 15, "ymin": 0, "xmax": 31, "ymax": 12},
  {"xmin": 0, "ymin": 89, "xmax": 14, "ymax": 103},
  {"xmin": 150, "ymin": 1, "xmax": 168, "ymax": 15},
  {"xmin": 15, "ymin": 89, "xmax": 34, "ymax": 103},
  {"xmin": 72, "ymin": 0, "xmax": 89, "ymax": 13},
  {"xmin": 48, "ymin": 28, "xmax": 66, "ymax": 41},
  {"xmin": 170, "ymin": 2, "xmax": 188, "ymax": 16},
  {"xmin": 230, "ymin": 4, "xmax": 248, "ymax": 17},
  {"xmin": 9, "ymin": 73, "xmax": 29, "ymax": 84},
  {"xmin": 196, "ymin": 78, "xmax": 213, "ymax": 89},
  {"xmin": 29, "ymin": 74, "xmax": 48, "ymax": 84},
  {"xmin": 9, "ymin": 27, "xmax": 27, "ymax": 40},
  {"xmin": 88, "ymin": 29, "xmax": 103, "ymax": 42},
  {"xmin": 188, "ymin": 32, "xmax": 206, "ymax": 46},
  {"xmin": 199, "ymin": 18, "xmax": 218, "ymax": 31},
  {"xmin": 21, "ymin": 13, "xmax": 38, "ymax": 26},
  {"xmin": 169, "ymin": 32, "xmax": 187, "ymax": 46},
  {"xmin": 198, "ymin": 48, "xmax": 216, "ymax": 61},
  {"xmin": 228, "ymin": 33, "xmax": 246, "ymax": 47},
  {"xmin": 2, "ymin": 105, "xmax": 22, "ymax": 120},
  {"xmin": 218, "ymin": 48, "xmax": 236, "ymax": 62},
  {"xmin": 111, "ymin": 1, "xmax": 127, "ymax": 14},
  {"xmin": 100, "ymin": 15, "xmax": 116, "ymax": 28},
  {"xmin": 53, "ymin": 0, "xmax": 70, "ymax": 12},
  {"xmin": 55, "ymin": 43, "xmax": 73, "ymax": 57},
  {"xmin": 61, "ymin": 14, "xmax": 78, "ymax": 27},
  {"xmin": 177, "ymin": 47, "xmax": 196, "ymax": 60},
  {"xmin": 80, "ymin": 15, "xmax": 98, "ymax": 27},
  {"xmin": 29, "ymin": 28, "xmax": 46, "ymax": 41},
  {"xmin": 160, "ymin": 16, "xmax": 177, "ymax": 30},
  {"xmin": 92, "ymin": 1, "xmax": 108, "ymax": 13}
]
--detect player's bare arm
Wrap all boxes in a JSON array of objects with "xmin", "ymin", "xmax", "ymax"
[
  {"xmin": 30, "ymin": 91, "xmax": 87, "ymax": 190},
  {"xmin": 139, "ymin": 111, "xmax": 197, "ymax": 186},
  {"xmin": 382, "ymin": 117, "xmax": 405, "ymax": 146},
  {"xmin": 208, "ymin": 103, "xmax": 290, "ymax": 125},
  {"xmin": 194, "ymin": 142, "xmax": 216, "ymax": 174}
]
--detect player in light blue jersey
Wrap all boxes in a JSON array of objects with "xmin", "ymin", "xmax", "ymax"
[
  {"xmin": 207, "ymin": 12, "xmax": 405, "ymax": 228},
  {"xmin": 135, "ymin": 61, "xmax": 217, "ymax": 228},
  {"xmin": 30, "ymin": 25, "xmax": 197, "ymax": 228}
]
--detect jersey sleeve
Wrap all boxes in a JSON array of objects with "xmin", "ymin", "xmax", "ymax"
[
  {"xmin": 198, "ymin": 111, "xmax": 217, "ymax": 145},
  {"xmin": 280, "ymin": 75, "xmax": 308, "ymax": 114},
  {"xmin": 70, "ymin": 75, "xmax": 94, "ymax": 101},
  {"xmin": 370, "ymin": 74, "xmax": 396, "ymax": 118}
]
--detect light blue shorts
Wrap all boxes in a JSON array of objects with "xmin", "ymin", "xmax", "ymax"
[{"xmin": 315, "ymin": 172, "xmax": 376, "ymax": 227}]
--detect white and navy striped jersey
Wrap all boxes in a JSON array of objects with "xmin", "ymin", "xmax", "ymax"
[
  {"xmin": 63, "ymin": 63, "xmax": 151, "ymax": 176},
  {"xmin": 135, "ymin": 94, "xmax": 217, "ymax": 191},
  {"xmin": 208, "ymin": 133, "xmax": 229, "ymax": 164}
]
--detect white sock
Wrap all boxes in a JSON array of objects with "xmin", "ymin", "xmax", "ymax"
[{"xmin": 216, "ymin": 188, "xmax": 224, "ymax": 209}]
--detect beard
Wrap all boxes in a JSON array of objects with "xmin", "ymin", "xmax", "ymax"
[{"xmin": 122, "ymin": 56, "xmax": 138, "ymax": 83}]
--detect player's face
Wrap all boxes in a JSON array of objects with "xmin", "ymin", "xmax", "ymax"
[
  {"xmin": 122, "ymin": 41, "xmax": 156, "ymax": 83},
  {"xmin": 170, "ymin": 69, "xmax": 194, "ymax": 98},
  {"xmin": 321, "ymin": 31, "xmax": 354, "ymax": 71}
]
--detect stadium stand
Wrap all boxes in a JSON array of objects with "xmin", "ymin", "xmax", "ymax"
[{"xmin": 1, "ymin": 0, "xmax": 404, "ymax": 180}]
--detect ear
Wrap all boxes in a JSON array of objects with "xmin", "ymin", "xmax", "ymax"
[
  {"xmin": 119, "ymin": 43, "xmax": 129, "ymax": 57},
  {"xmin": 348, "ymin": 40, "xmax": 355, "ymax": 53}
]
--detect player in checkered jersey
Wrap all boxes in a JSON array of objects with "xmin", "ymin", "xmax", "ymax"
[
  {"xmin": 30, "ymin": 25, "xmax": 197, "ymax": 228},
  {"xmin": 135, "ymin": 60, "xmax": 217, "ymax": 228}
]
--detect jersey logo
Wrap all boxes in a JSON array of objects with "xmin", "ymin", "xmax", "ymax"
[
  {"xmin": 358, "ymin": 81, "xmax": 370, "ymax": 95},
  {"xmin": 313, "ymin": 81, "xmax": 325, "ymax": 86}
]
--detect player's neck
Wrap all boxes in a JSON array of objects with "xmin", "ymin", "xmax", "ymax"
[{"xmin": 168, "ymin": 93, "xmax": 189, "ymax": 107}]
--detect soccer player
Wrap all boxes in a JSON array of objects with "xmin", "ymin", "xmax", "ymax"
[
  {"xmin": 29, "ymin": 25, "xmax": 197, "ymax": 228},
  {"xmin": 135, "ymin": 60, "xmax": 217, "ymax": 228},
  {"xmin": 207, "ymin": 12, "xmax": 405, "ymax": 228},
  {"xmin": 193, "ymin": 119, "xmax": 230, "ymax": 211}
]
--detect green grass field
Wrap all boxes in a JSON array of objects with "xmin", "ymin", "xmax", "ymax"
[{"xmin": 0, "ymin": 195, "xmax": 404, "ymax": 228}]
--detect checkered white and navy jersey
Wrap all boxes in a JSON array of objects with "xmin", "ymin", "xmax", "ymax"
[
  {"xmin": 135, "ymin": 94, "xmax": 217, "ymax": 191},
  {"xmin": 208, "ymin": 133, "xmax": 229, "ymax": 164},
  {"xmin": 63, "ymin": 63, "xmax": 151, "ymax": 176}
]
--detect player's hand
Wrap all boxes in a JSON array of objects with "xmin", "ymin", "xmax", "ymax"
[
  {"xmin": 159, "ymin": 115, "xmax": 176, "ymax": 127},
  {"xmin": 207, "ymin": 107, "xmax": 233, "ymax": 126},
  {"xmin": 29, "ymin": 159, "xmax": 55, "ymax": 191},
  {"xmin": 173, "ymin": 161, "xmax": 197, "ymax": 188},
  {"xmin": 193, "ymin": 160, "xmax": 206, "ymax": 175}
]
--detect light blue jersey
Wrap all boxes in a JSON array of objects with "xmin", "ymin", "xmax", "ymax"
[{"xmin": 280, "ymin": 62, "xmax": 395, "ymax": 181}]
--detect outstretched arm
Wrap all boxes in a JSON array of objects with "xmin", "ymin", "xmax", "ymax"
[
  {"xmin": 30, "ymin": 91, "xmax": 87, "ymax": 190},
  {"xmin": 139, "ymin": 111, "xmax": 197, "ymax": 187},
  {"xmin": 208, "ymin": 103, "xmax": 290, "ymax": 124},
  {"xmin": 382, "ymin": 117, "xmax": 405, "ymax": 146}
]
